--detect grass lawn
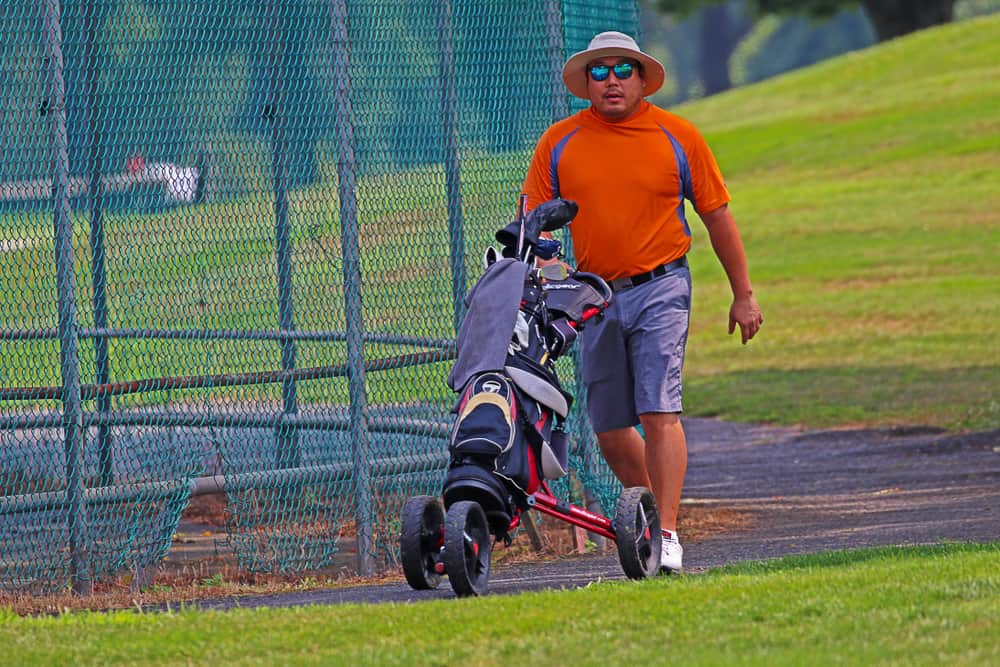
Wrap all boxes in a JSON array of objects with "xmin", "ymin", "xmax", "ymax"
[
  {"xmin": 676, "ymin": 15, "xmax": 1000, "ymax": 430},
  {"xmin": 1, "ymin": 543, "xmax": 997, "ymax": 666}
]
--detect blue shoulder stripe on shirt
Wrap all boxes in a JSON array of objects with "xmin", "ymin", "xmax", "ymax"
[
  {"xmin": 658, "ymin": 124, "xmax": 693, "ymax": 238},
  {"xmin": 549, "ymin": 127, "xmax": 581, "ymax": 199}
]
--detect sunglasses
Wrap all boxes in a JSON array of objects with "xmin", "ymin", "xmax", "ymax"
[{"xmin": 587, "ymin": 61, "xmax": 637, "ymax": 82}]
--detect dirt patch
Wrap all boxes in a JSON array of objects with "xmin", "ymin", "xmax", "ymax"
[
  {"xmin": 492, "ymin": 501, "xmax": 753, "ymax": 568},
  {"xmin": 181, "ymin": 493, "xmax": 229, "ymax": 526},
  {"xmin": 681, "ymin": 503, "xmax": 755, "ymax": 540}
]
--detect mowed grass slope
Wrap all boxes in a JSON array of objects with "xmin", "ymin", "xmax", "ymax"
[{"xmin": 677, "ymin": 15, "xmax": 999, "ymax": 429}]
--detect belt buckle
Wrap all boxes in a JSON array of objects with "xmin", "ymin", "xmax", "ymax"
[{"xmin": 611, "ymin": 276, "xmax": 634, "ymax": 292}]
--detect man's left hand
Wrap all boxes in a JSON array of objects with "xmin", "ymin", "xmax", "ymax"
[{"xmin": 729, "ymin": 295, "xmax": 763, "ymax": 344}]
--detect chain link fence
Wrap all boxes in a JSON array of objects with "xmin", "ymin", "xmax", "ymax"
[{"xmin": 0, "ymin": 0, "xmax": 638, "ymax": 593}]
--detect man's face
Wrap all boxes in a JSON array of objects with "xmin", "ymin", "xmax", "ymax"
[{"xmin": 586, "ymin": 57, "xmax": 645, "ymax": 121}]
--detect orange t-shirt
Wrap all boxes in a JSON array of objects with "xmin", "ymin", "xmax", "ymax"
[{"xmin": 521, "ymin": 101, "xmax": 730, "ymax": 281}]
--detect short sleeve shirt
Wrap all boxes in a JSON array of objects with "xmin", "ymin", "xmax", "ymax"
[{"xmin": 521, "ymin": 101, "xmax": 730, "ymax": 281}]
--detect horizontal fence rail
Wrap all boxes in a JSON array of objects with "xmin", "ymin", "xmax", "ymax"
[
  {"xmin": 1, "ymin": 348, "xmax": 455, "ymax": 401},
  {"xmin": 0, "ymin": 328, "xmax": 456, "ymax": 346},
  {"xmin": 2, "ymin": 411, "xmax": 453, "ymax": 433},
  {"xmin": 1, "ymin": 452, "xmax": 449, "ymax": 516}
]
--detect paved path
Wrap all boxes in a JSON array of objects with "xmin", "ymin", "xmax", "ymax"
[{"xmin": 184, "ymin": 419, "xmax": 1000, "ymax": 609}]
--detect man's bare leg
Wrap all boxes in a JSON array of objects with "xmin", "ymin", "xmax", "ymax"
[
  {"xmin": 596, "ymin": 426, "xmax": 652, "ymax": 491},
  {"xmin": 596, "ymin": 414, "xmax": 686, "ymax": 530},
  {"xmin": 638, "ymin": 412, "xmax": 687, "ymax": 531}
]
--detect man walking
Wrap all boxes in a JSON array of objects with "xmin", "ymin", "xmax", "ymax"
[{"xmin": 521, "ymin": 31, "xmax": 763, "ymax": 573}]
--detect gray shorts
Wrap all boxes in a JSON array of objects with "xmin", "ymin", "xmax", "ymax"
[{"xmin": 580, "ymin": 264, "xmax": 691, "ymax": 433}]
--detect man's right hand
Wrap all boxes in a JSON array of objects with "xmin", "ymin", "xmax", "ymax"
[{"xmin": 536, "ymin": 256, "xmax": 564, "ymax": 268}]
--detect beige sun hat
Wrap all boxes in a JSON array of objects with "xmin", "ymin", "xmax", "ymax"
[{"xmin": 561, "ymin": 31, "xmax": 665, "ymax": 100}]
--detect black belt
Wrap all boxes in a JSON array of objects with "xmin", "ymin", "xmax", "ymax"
[{"xmin": 609, "ymin": 256, "xmax": 688, "ymax": 292}]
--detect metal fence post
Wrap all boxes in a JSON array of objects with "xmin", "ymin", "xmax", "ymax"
[
  {"xmin": 436, "ymin": 0, "xmax": 466, "ymax": 333},
  {"xmin": 331, "ymin": 0, "xmax": 373, "ymax": 576},
  {"xmin": 545, "ymin": 0, "xmax": 570, "ymax": 122},
  {"xmin": 267, "ymin": 0, "xmax": 300, "ymax": 470},
  {"xmin": 545, "ymin": 0, "xmax": 602, "ymax": 496},
  {"xmin": 81, "ymin": 0, "xmax": 114, "ymax": 488},
  {"xmin": 43, "ymin": 0, "xmax": 92, "ymax": 595}
]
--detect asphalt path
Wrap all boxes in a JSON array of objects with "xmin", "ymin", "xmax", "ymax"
[{"xmin": 183, "ymin": 418, "xmax": 1000, "ymax": 610}]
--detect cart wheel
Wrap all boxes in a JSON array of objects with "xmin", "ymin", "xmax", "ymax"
[
  {"xmin": 400, "ymin": 495, "xmax": 445, "ymax": 590},
  {"xmin": 443, "ymin": 500, "xmax": 492, "ymax": 597},
  {"xmin": 612, "ymin": 486, "xmax": 661, "ymax": 580}
]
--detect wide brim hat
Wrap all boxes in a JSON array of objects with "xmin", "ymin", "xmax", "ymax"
[{"xmin": 562, "ymin": 31, "xmax": 665, "ymax": 100}]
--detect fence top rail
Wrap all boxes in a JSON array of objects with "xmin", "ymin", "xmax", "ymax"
[
  {"xmin": 0, "ymin": 408, "xmax": 452, "ymax": 433},
  {"xmin": 0, "ymin": 347, "xmax": 455, "ymax": 402},
  {"xmin": 0, "ymin": 327, "xmax": 455, "ymax": 348}
]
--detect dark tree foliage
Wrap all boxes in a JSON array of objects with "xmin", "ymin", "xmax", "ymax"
[
  {"xmin": 651, "ymin": 0, "xmax": 957, "ymax": 41},
  {"xmin": 641, "ymin": 0, "xmax": 752, "ymax": 97},
  {"xmin": 857, "ymin": 0, "xmax": 955, "ymax": 40},
  {"xmin": 698, "ymin": 3, "xmax": 753, "ymax": 95}
]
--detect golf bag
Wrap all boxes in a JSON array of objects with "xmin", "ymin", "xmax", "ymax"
[{"xmin": 443, "ymin": 198, "xmax": 612, "ymax": 539}]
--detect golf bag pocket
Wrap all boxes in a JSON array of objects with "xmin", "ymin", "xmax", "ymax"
[
  {"xmin": 540, "ymin": 427, "xmax": 569, "ymax": 480},
  {"xmin": 546, "ymin": 317, "xmax": 578, "ymax": 359},
  {"xmin": 450, "ymin": 372, "xmax": 517, "ymax": 457}
]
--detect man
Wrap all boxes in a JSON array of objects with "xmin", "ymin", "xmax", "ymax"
[{"xmin": 521, "ymin": 31, "xmax": 763, "ymax": 574}]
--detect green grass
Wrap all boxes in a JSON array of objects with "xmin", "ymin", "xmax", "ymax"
[
  {"xmin": 676, "ymin": 15, "xmax": 1000, "ymax": 430},
  {"xmin": 3, "ymin": 17, "xmax": 998, "ymax": 430},
  {"xmin": 1, "ymin": 543, "xmax": 997, "ymax": 665}
]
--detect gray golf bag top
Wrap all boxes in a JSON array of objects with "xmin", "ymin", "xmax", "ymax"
[{"xmin": 444, "ymin": 198, "xmax": 612, "ymax": 540}]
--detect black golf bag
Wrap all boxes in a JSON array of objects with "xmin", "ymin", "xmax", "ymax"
[{"xmin": 443, "ymin": 198, "xmax": 612, "ymax": 540}]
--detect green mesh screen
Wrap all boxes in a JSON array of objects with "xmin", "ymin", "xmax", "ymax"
[{"xmin": 0, "ymin": 0, "xmax": 638, "ymax": 592}]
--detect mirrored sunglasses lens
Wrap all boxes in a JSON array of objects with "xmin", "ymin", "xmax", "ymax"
[
  {"xmin": 589, "ymin": 65, "xmax": 610, "ymax": 81},
  {"xmin": 613, "ymin": 63, "xmax": 634, "ymax": 79}
]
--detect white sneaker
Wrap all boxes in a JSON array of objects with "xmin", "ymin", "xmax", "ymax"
[{"xmin": 660, "ymin": 530, "xmax": 683, "ymax": 574}]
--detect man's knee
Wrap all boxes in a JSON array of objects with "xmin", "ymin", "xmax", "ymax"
[
  {"xmin": 596, "ymin": 426, "xmax": 639, "ymax": 448},
  {"xmin": 639, "ymin": 411, "xmax": 681, "ymax": 428}
]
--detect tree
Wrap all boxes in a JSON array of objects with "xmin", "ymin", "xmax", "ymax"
[
  {"xmin": 641, "ymin": 1, "xmax": 753, "ymax": 97},
  {"xmin": 650, "ymin": 0, "xmax": 958, "ymax": 42},
  {"xmin": 698, "ymin": 3, "xmax": 753, "ymax": 95}
]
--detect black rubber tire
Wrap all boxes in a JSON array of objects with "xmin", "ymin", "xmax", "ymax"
[
  {"xmin": 443, "ymin": 500, "xmax": 492, "ymax": 597},
  {"xmin": 400, "ymin": 495, "xmax": 445, "ymax": 590},
  {"xmin": 612, "ymin": 486, "xmax": 661, "ymax": 580}
]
